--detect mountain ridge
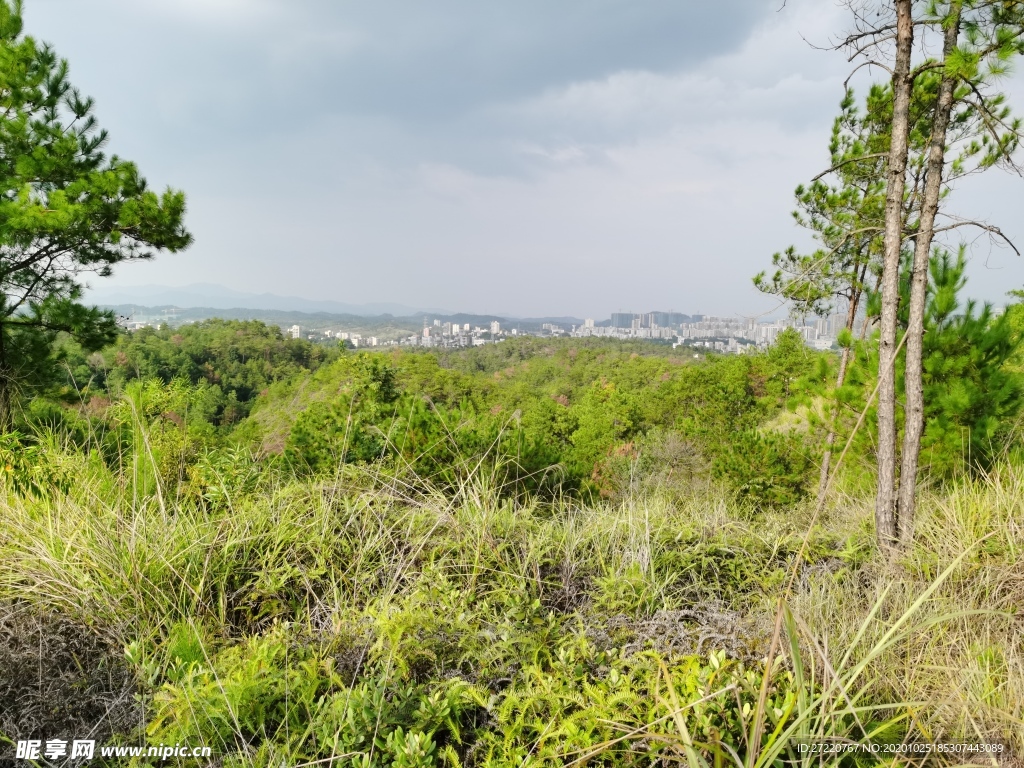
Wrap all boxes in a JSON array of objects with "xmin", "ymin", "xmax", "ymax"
[{"xmin": 84, "ymin": 282, "xmax": 449, "ymax": 317}]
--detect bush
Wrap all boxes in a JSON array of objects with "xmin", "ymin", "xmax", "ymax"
[{"xmin": 712, "ymin": 429, "xmax": 815, "ymax": 509}]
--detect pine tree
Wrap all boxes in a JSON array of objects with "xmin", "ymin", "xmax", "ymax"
[
  {"xmin": 824, "ymin": 0, "xmax": 1024, "ymax": 549},
  {"xmin": 916, "ymin": 249, "xmax": 1022, "ymax": 478},
  {"xmin": 756, "ymin": 87, "xmax": 893, "ymax": 504},
  {"xmin": 0, "ymin": 1, "xmax": 191, "ymax": 428},
  {"xmin": 896, "ymin": 0, "xmax": 1024, "ymax": 543},
  {"xmin": 833, "ymin": 249, "xmax": 1022, "ymax": 491}
]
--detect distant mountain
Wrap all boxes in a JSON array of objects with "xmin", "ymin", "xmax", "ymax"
[
  {"xmin": 99, "ymin": 305, "xmax": 425, "ymax": 327},
  {"xmin": 99, "ymin": 304, "xmax": 588, "ymax": 332},
  {"xmin": 84, "ymin": 282, "xmax": 448, "ymax": 317}
]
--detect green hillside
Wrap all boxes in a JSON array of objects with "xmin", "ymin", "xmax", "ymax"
[{"xmin": 3, "ymin": 317, "xmax": 1024, "ymax": 765}]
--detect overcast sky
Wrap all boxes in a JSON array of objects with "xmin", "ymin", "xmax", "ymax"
[{"xmin": 25, "ymin": 0, "xmax": 1024, "ymax": 318}]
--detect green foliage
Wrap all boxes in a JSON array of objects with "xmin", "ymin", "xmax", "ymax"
[
  {"xmin": 14, "ymin": 290, "xmax": 1015, "ymax": 512},
  {"xmin": 60, "ymin": 319, "xmax": 340, "ymax": 425},
  {"xmin": 2, "ymin": 397, "xmax": 1022, "ymax": 765},
  {"xmin": 4, "ymin": 316, "xmax": 1019, "ymax": 764},
  {"xmin": 916, "ymin": 250, "xmax": 1022, "ymax": 476},
  {"xmin": 150, "ymin": 623, "xmax": 486, "ymax": 768},
  {"xmin": 0, "ymin": 429, "xmax": 82, "ymax": 497},
  {"xmin": 0, "ymin": 431, "xmax": 47, "ymax": 496},
  {"xmin": 0, "ymin": 0, "xmax": 190, "ymax": 425},
  {"xmin": 830, "ymin": 250, "xmax": 1023, "ymax": 487},
  {"xmin": 274, "ymin": 339, "xmax": 823, "ymax": 504},
  {"xmin": 102, "ymin": 379, "xmax": 210, "ymax": 496},
  {"xmin": 9, "ymin": 326, "xmax": 834, "ymax": 508},
  {"xmin": 712, "ymin": 429, "xmax": 815, "ymax": 509}
]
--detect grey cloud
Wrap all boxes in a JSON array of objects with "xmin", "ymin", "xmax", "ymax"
[
  {"xmin": 296, "ymin": 1, "xmax": 769, "ymax": 120},
  {"xmin": 26, "ymin": 0, "xmax": 773, "ymax": 186},
  {"xmin": 23, "ymin": 0, "xmax": 1024, "ymax": 316},
  {"xmin": 29, "ymin": 1, "xmax": 768, "ymax": 127}
]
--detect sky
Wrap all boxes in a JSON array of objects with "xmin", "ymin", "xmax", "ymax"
[{"xmin": 24, "ymin": 0, "xmax": 1024, "ymax": 318}]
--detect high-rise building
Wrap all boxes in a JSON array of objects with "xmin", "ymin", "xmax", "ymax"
[
  {"xmin": 651, "ymin": 311, "xmax": 691, "ymax": 327},
  {"xmin": 288, "ymin": 325, "xmax": 301, "ymax": 339},
  {"xmin": 610, "ymin": 312, "xmax": 635, "ymax": 329},
  {"xmin": 490, "ymin": 321, "xmax": 501, "ymax": 335}
]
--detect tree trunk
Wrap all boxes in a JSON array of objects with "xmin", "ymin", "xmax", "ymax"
[
  {"xmin": 0, "ymin": 380, "xmax": 9, "ymax": 433},
  {"xmin": 875, "ymin": 0, "xmax": 915, "ymax": 552},
  {"xmin": 0, "ymin": 318, "xmax": 10, "ymax": 433},
  {"xmin": 897, "ymin": 3, "xmax": 962, "ymax": 547}
]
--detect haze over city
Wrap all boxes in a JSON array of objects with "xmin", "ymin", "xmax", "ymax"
[{"xmin": 27, "ymin": 0, "xmax": 1024, "ymax": 318}]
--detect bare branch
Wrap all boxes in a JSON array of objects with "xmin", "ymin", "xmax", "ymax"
[
  {"xmin": 908, "ymin": 60, "xmax": 945, "ymax": 81},
  {"xmin": 931, "ymin": 220, "xmax": 1021, "ymax": 255},
  {"xmin": 847, "ymin": 32, "xmax": 898, "ymax": 62},
  {"xmin": 844, "ymin": 59, "xmax": 894, "ymax": 87},
  {"xmin": 7, "ymin": 253, "xmax": 58, "ymax": 314}
]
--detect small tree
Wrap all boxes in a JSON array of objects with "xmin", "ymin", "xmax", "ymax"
[
  {"xmin": 831, "ymin": 248, "xmax": 1021, "ymax": 491},
  {"xmin": 896, "ymin": 0, "xmax": 1024, "ymax": 542},
  {"xmin": 818, "ymin": 0, "xmax": 1024, "ymax": 549},
  {"xmin": 916, "ymin": 249, "xmax": 1022, "ymax": 477},
  {"xmin": 837, "ymin": 0, "xmax": 916, "ymax": 550},
  {"xmin": 755, "ymin": 88, "xmax": 886, "ymax": 502},
  {"xmin": 0, "ymin": 1, "xmax": 191, "ymax": 428}
]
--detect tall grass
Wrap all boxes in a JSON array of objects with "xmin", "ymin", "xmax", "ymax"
[
  {"xmin": 1, "ymin": 432, "xmax": 1021, "ymax": 766},
  {"xmin": 795, "ymin": 467, "xmax": 1024, "ymax": 751}
]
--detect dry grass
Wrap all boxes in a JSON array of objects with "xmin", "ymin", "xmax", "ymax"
[{"xmin": 794, "ymin": 465, "xmax": 1024, "ymax": 753}]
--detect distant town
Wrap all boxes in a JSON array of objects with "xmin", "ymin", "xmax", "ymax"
[
  {"xmin": 101, "ymin": 278, "xmax": 1015, "ymax": 358},
  {"xmin": 112, "ymin": 305, "xmax": 851, "ymax": 355},
  {"xmin": 281, "ymin": 311, "xmax": 848, "ymax": 354}
]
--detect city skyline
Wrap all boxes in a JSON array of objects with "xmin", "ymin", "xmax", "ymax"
[{"xmin": 116, "ymin": 298, "xmax": 852, "ymax": 357}]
